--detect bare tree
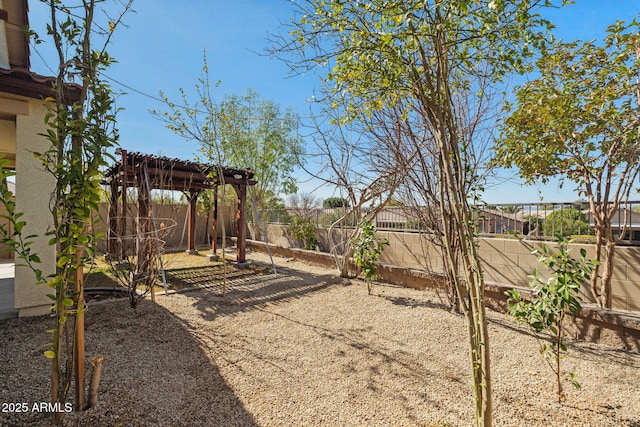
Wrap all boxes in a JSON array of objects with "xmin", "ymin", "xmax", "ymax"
[
  {"xmin": 367, "ymin": 73, "xmax": 501, "ymax": 311},
  {"xmin": 288, "ymin": 192, "xmax": 320, "ymax": 218},
  {"xmin": 270, "ymin": 1, "xmax": 560, "ymax": 424},
  {"xmin": 297, "ymin": 105, "xmax": 403, "ymax": 277}
]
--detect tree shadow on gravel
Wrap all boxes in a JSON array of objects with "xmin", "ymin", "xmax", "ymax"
[
  {"xmin": 0, "ymin": 299, "xmax": 259, "ymax": 427},
  {"xmin": 164, "ymin": 263, "xmax": 273, "ymax": 291},
  {"xmin": 174, "ymin": 262, "xmax": 348, "ymax": 322},
  {"xmin": 381, "ymin": 294, "xmax": 451, "ymax": 311}
]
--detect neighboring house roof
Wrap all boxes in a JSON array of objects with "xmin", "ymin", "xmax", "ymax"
[
  {"xmin": 585, "ymin": 209, "xmax": 640, "ymax": 230},
  {"xmin": 479, "ymin": 207, "xmax": 556, "ymax": 222},
  {"xmin": 374, "ymin": 206, "xmax": 415, "ymax": 223}
]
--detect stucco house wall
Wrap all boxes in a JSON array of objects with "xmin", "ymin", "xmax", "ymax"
[
  {"xmin": 1, "ymin": 94, "xmax": 55, "ymax": 317},
  {"xmin": 1, "ymin": 0, "xmax": 61, "ymax": 317}
]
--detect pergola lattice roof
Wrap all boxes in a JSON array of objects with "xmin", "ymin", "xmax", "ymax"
[{"xmin": 103, "ymin": 151, "xmax": 256, "ymax": 191}]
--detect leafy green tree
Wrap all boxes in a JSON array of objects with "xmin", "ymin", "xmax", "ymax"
[
  {"xmin": 273, "ymin": 1, "xmax": 564, "ymax": 424},
  {"xmin": 323, "ymin": 197, "xmax": 349, "ymax": 208},
  {"xmin": 152, "ymin": 56, "xmax": 303, "ymax": 214},
  {"xmin": 495, "ymin": 20, "xmax": 640, "ymax": 308},
  {"xmin": 0, "ymin": 0, "xmax": 132, "ymax": 422},
  {"xmin": 215, "ymin": 89, "xmax": 301, "ymax": 207},
  {"xmin": 542, "ymin": 209, "xmax": 592, "ymax": 238},
  {"xmin": 506, "ymin": 237, "xmax": 598, "ymax": 403},
  {"xmin": 288, "ymin": 215, "xmax": 318, "ymax": 250}
]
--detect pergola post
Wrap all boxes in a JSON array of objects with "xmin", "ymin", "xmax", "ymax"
[
  {"xmin": 212, "ymin": 185, "xmax": 218, "ymax": 253},
  {"xmin": 107, "ymin": 179, "xmax": 119, "ymax": 258},
  {"xmin": 102, "ymin": 152, "xmax": 256, "ymax": 265},
  {"xmin": 136, "ymin": 162, "xmax": 151, "ymax": 269},
  {"xmin": 235, "ymin": 183, "xmax": 247, "ymax": 264},
  {"xmin": 120, "ymin": 149, "xmax": 128, "ymax": 259},
  {"xmin": 186, "ymin": 190, "xmax": 200, "ymax": 254}
]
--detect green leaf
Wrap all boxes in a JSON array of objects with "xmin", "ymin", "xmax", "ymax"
[
  {"xmin": 56, "ymin": 256, "xmax": 69, "ymax": 268},
  {"xmin": 44, "ymin": 350, "xmax": 56, "ymax": 359}
]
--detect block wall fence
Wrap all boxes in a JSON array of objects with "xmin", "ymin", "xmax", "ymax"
[
  {"xmin": 254, "ymin": 224, "xmax": 640, "ymax": 313},
  {"xmin": 5, "ymin": 208, "xmax": 636, "ymax": 312}
]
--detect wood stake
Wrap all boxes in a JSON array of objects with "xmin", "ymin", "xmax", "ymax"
[
  {"xmin": 87, "ymin": 355, "xmax": 104, "ymax": 409},
  {"xmin": 74, "ymin": 246, "xmax": 86, "ymax": 411}
]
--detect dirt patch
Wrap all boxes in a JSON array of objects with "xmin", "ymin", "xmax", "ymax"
[{"xmin": 1, "ymin": 251, "xmax": 639, "ymax": 426}]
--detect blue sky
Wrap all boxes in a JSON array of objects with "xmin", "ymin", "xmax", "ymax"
[{"xmin": 27, "ymin": 0, "xmax": 640, "ymax": 205}]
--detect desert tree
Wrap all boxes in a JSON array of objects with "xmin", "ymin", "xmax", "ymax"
[
  {"xmin": 495, "ymin": 20, "xmax": 640, "ymax": 308},
  {"xmin": 296, "ymin": 105, "xmax": 403, "ymax": 277},
  {"xmin": 151, "ymin": 55, "xmax": 303, "ymax": 235},
  {"xmin": 271, "ymin": 1, "xmax": 564, "ymax": 424},
  {"xmin": 288, "ymin": 191, "xmax": 320, "ymax": 218},
  {"xmin": 366, "ymin": 72, "xmax": 500, "ymax": 311}
]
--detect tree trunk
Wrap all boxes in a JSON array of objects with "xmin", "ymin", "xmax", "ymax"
[
  {"xmin": 600, "ymin": 239, "xmax": 616, "ymax": 308},
  {"xmin": 74, "ymin": 247, "xmax": 86, "ymax": 411},
  {"xmin": 590, "ymin": 227, "xmax": 604, "ymax": 305},
  {"xmin": 591, "ymin": 224, "xmax": 617, "ymax": 309}
]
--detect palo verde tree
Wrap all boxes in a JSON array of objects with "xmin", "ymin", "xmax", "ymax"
[
  {"xmin": 272, "ymin": 1, "xmax": 566, "ymax": 424},
  {"xmin": 0, "ymin": 1, "xmax": 132, "ymax": 423},
  {"xmin": 495, "ymin": 20, "xmax": 640, "ymax": 309},
  {"xmin": 151, "ymin": 55, "xmax": 303, "ymax": 226}
]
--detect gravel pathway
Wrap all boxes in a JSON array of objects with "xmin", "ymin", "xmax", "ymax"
[{"xmin": 1, "ymin": 252, "xmax": 639, "ymax": 426}]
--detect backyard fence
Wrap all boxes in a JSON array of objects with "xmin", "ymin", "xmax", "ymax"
[{"xmin": 254, "ymin": 201, "xmax": 640, "ymax": 246}]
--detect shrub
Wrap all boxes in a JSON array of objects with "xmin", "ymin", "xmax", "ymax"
[
  {"xmin": 288, "ymin": 215, "xmax": 318, "ymax": 250},
  {"xmin": 506, "ymin": 236, "xmax": 598, "ymax": 402},
  {"xmin": 322, "ymin": 197, "xmax": 350, "ymax": 208},
  {"xmin": 542, "ymin": 209, "xmax": 592, "ymax": 237},
  {"xmin": 351, "ymin": 219, "xmax": 389, "ymax": 295}
]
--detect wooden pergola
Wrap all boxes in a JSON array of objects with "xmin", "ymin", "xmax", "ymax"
[{"xmin": 103, "ymin": 150, "xmax": 256, "ymax": 263}]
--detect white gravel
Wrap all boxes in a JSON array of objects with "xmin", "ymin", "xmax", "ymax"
[{"xmin": 1, "ymin": 252, "xmax": 639, "ymax": 426}]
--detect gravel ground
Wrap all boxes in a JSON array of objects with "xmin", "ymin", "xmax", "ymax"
[{"xmin": 1, "ymin": 251, "xmax": 639, "ymax": 426}]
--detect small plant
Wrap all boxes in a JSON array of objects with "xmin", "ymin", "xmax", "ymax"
[
  {"xmin": 288, "ymin": 215, "xmax": 318, "ymax": 250},
  {"xmin": 506, "ymin": 236, "xmax": 598, "ymax": 403},
  {"xmin": 351, "ymin": 219, "xmax": 389, "ymax": 295}
]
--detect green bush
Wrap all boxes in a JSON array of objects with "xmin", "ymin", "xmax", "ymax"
[
  {"xmin": 351, "ymin": 219, "xmax": 389, "ymax": 295},
  {"xmin": 288, "ymin": 215, "xmax": 318, "ymax": 250},
  {"xmin": 322, "ymin": 197, "xmax": 350, "ymax": 208}
]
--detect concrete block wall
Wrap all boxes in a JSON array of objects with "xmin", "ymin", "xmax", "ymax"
[{"xmin": 260, "ymin": 224, "xmax": 640, "ymax": 313}]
